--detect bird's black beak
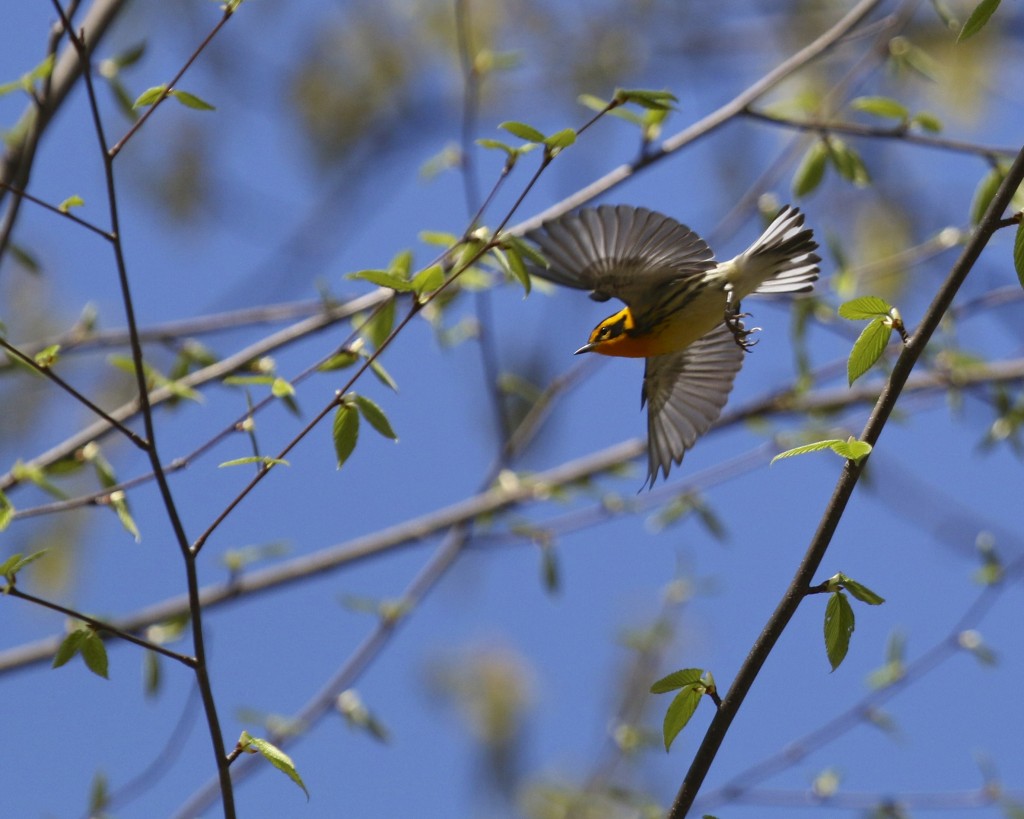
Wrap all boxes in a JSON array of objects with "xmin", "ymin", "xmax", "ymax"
[{"xmin": 574, "ymin": 342, "xmax": 597, "ymax": 355}]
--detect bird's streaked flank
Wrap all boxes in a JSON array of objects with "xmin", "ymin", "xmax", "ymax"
[{"xmin": 528, "ymin": 204, "xmax": 819, "ymax": 487}]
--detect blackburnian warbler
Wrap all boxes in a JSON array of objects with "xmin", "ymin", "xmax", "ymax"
[{"xmin": 527, "ymin": 204, "xmax": 819, "ymax": 487}]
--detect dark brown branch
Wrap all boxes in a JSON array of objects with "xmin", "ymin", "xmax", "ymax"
[{"xmin": 667, "ymin": 143, "xmax": 1024, "ymax": 818}]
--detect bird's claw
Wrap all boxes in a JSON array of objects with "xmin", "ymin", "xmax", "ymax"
[{"xmin": 725, "ymin": 309, "xmax": 759, "ymax": 352}]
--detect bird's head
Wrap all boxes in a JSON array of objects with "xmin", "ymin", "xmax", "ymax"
[{"xmin": 575, "ymin": 308, "xmax": 649, "ymax": 358}]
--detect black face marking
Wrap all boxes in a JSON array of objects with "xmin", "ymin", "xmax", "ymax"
[{"xmin": 596, "ymin": 314, "xmax": 628, "ymax": 341}]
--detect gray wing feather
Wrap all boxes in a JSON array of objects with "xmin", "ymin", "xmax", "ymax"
[
  {"xmin": 642, "ymin": 322, "xmax": 744, "ymax": 487},
  {"xmin": 527, "ymin": 205, "xmax": 715, "ymax": 308}
]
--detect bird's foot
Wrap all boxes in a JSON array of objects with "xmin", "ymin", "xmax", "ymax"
[{"xmin": 725, "ymin": 309, "xmax": 760, "ymax": 352}]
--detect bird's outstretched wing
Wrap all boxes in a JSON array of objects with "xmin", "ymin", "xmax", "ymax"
[
  {"xmin": 526, "ymin": 205, "xmax": 715, "ymax": 310},
  {"xmin": 641, "ymin": 322, "xmax": 744, "ymax": 487}
]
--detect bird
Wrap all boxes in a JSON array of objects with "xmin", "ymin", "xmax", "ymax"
[{"xmin": 526, "ymin": 204, "xmax": 819, "ymax": 487}]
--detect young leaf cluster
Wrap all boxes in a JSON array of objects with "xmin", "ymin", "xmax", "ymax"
[
  {"xmin": 53, "ymin": 626, "xmax": 109, "ymax": 679},
  {"xmin": 838, "ymin": 296, "xmax": 907, "ymax": 385},
  {"xmin": 793, "ymin": 135, "xmax": 869, "ymax": 198},
  {"xmin": 820, "ymin": 573, "xmax": 885, "ymax": 671},
  {"xmin": 332, "ymin": 393, "xmax": 398, "ymax": 470},
  {"xmin": 649, "ymin": 668, "xmax": 716, "ymax": 752}
]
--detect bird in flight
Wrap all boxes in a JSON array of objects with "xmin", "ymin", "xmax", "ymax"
[{"xmin": 527, "ymin": 204, "xmax": 819, "ymax": 487}]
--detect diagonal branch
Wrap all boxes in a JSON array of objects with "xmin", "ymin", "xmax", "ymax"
[{"xmin": 667, "ymin": 142, "xmax": 1024, "ymax": 818}]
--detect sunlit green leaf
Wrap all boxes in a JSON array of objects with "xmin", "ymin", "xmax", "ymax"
[
  {"xmin": 911, "ymin": 111, "xmax": 943, "ymax": 132},
  {"xmin": 80, "ymin": 630, "xmax": 110, "ymax": 678},
  {"xmin": 771, "ymin": 439, "xmax": 844, "ymax": 463},
  {"xmin": 352, "ymin": 394, "xmax": 397, "ymax": 440},
  {"xmin": 362, "ymin": 298, "xmax": 395, "ymax": 350},
  {"xmin": 218, "ymin": 456, "xmax": 290, "ymax": 468},
  {"xmin": 662, "ymin": 685, "xmax": 703, "ymax": 752},
  {"xmin": 33, "ymin": 344, "xmax": 60, "ymax": 368},
  {"xmin": 792, "ymin": 140, "xmax": 829, "ymax": 198},
  {"xmin": 848, "ymin": 318, "xmax": 892, "ymax": 385},
  {"xmin": 838, "ymin": 296, "xmax": 892, "ymax": 320},
  {"xmin": 0, "ymin": 490, "xmax": 13, "ymax": 531},
  {"xmin": 347, "ymin": 269, "xmax": 416, "ymax": 292},
  {"xmin": 411, "ymin": 264, "xmax": 444, "ymax": 296},
  {"xmin": 543, "ymin": 128, "xmax": 576, "ymax": 153},
  {"xmin": 849, "ymin": 96, "xmax": 909, "ymax": 121},
  {"xmin": 133, "ymin": 85, "xmax": 168, "ymax": 108},
  {"xmin": 839, "ymin": 575, "xmax": 886, "ymax": 605},
  {"xmin": 824, "ymin": 591, "xmax": 855, "ymax": 671},
  {"xmin": 958, "ymin": 0, "xmax": 1001, "ymax": 41},
  {"xmin": 613, "ymin": 87, "xmax": 678, "ymax": 111},
  {"xmin": 832, "ymin": 437, "xmax": 873, "ymax": 462},
  {"xmin": 57, "ymin": 195, "xmax": 84, "ymax": 214},
  {"xmin": 332, "ymin": 403, "xmax": 359, "ymax": 469},
  {"xmin": 499, "ymin": 120, "xmax": 546, "ymax": 142},
  {"xmin": 239, "ymin": 732, "xmax": 309, "ymax": 799},
  {"xmin": 828, "ymin": 138, "xmax": 870, "ymax": 187},
  {"xmin": 171, "ymin": 89, "xmax": 215, "ymax": 110},
  {"xmin": 109, "ymin": 491, "xmax": 141, "ymax": 543},
  {"xmin": 650, "ymin": 668, "xmax": 704, "ymax": 694}
]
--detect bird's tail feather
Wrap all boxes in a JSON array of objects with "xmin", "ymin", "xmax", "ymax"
[{"xmin": 744, "ymin": 205, "xmax": 820, "ymax": 295}]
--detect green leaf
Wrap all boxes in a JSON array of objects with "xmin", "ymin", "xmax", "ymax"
[
  {"xmin": 80, "ymin": 630, "xmax": 110, "ymax": 678},
  {"xmin": 318, "ymin": 350, "xmax": 359, "ymax": 372},
  {"xmin": 613, "ymin": 87, "xmax": 678, "ymax": 110},
  {"xmin": 824, "ymin": 591, "xmax": 855, "ymax": 671},
  {"xmin": 239, "ymin": 732, "xmax": 309, "ymax": 800},
  {"xmin": 171, "ymin": 89, "xmax": 216, "ymax": 110},
  {"xmin": 792, "ymin": 140, "xmax": 829, "ymax": 198},
  {"xmin": 0, "ymin": 549, "xmax": 46, "ymax": 585},
  {"xmin": 970, "ymin": 165, "xmax": 1005, "ymax": 224},
  {"xmin": 109, "ymin": 491, "xmax": 141, "ymax": 543},
  {"xmin": 577, "ymin": 93, "xmax": 612, "ymax": 113},
  {"xmin": 475, "ymin": 138, "xmax": 518, "ymax": 156},
  {"xmin": 827, "ymin": 138, "xmax": 870, "ymax": 187},
  {"xmin": 57, "ymin": 195, "xmax": 84, "ymax": 213},
  {"xmin": 8, "ymin": 242, "xmax": 41, "ymax": 274},
  {"xmin": 218, "ymin": 456, "xmax": 290, "ymax": 468},
  {"xmin": 363, "ymin": 298, "xmax": 395, "ymax": 350},
  {"xmin": 33, "ymin": 344, "xmax": 60, "ymax": 368},
  {"xmin": 332, "ymin": 403, "xmax": 360, "ymax": 469},
  {"xmin": 411, "ymin": 264, "xmax": 444, "ymax": 296},
  {"xmin": 911, "ymin": 111, "xmax": 943, "ymax": 132},
  {"xmin": 352, "ymin": 394, "xmax": 397, "ymax": 440},
  {"xmin": 771, "ymin": 439, "xmax": 844, "ymax": 463},
  {"xmin": 347, "ymin": 269, "xmax": 416, "ymax": 292},
  {"xmin": 849, "ymin": 96, "xmax": 909, "ymax": 121},
  {"xmin": 650, "ymin": 667, "xmax": 705, "ymax": 694},
  {"xmin": 133, "ymin": 84, "xmax": 168, "ymax": 108},
  {"xmin": 662, "ymin": 685, "xmax": 703, "ymax": 751},
  {"xmin": 839, "ymin": 575, "xmax": 886, "ymax": 605},
  {"xmin": 0, "ymin": 490, "xmax": 14, "ymax": 531},
  {"xmin": 53, "ymin": 629, "xmax": 88, "ymax": 669},
  {"xmin": 419, "ymin": 230, "xmax": 459, "ymax": 247},
  {"xmin": 831, "ymin": 437, "xmax": 872, "ymax": 462},
  {"xmin": 838, "ymin": 295, "xmax": 893, "ymax": 320},
  {"xmin": 0, "ymin": 55, "xmax": 55, "ymax": 97},
  {"xmin": 958, "ymin": 0, "xmax": 1001, "ymax": 41},
  {"xmin": 1014, "ymin": 220, "xmax": 1024, "ymax": 292},
  {"xmin": 388, "ymin": 249, "xmax": 413, "ymax": 279},
  {"xmin": 502, "ymin": 244, "xmax": 532, "ymax": 295},
  {"xmin": 499, "ymin": 120, "xmax": 547, "ymax": 142},
  {"xmin": 848, "ymin": 318, "xmax": 893, "ymax": 385},
  {"xmin": 543, "ymin": 128, "xmax": 576, "ymax": 152},
  {"xmin": 367, "ymin": 358, "xmax": 398, "ymax": 392},
  {"xmin": 144, "ymin": 650, "xmax": 161, "ymax": 698},
  {"xmin": 271, "ymin": 377, "xmax": 295, "ymax": 399}
]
